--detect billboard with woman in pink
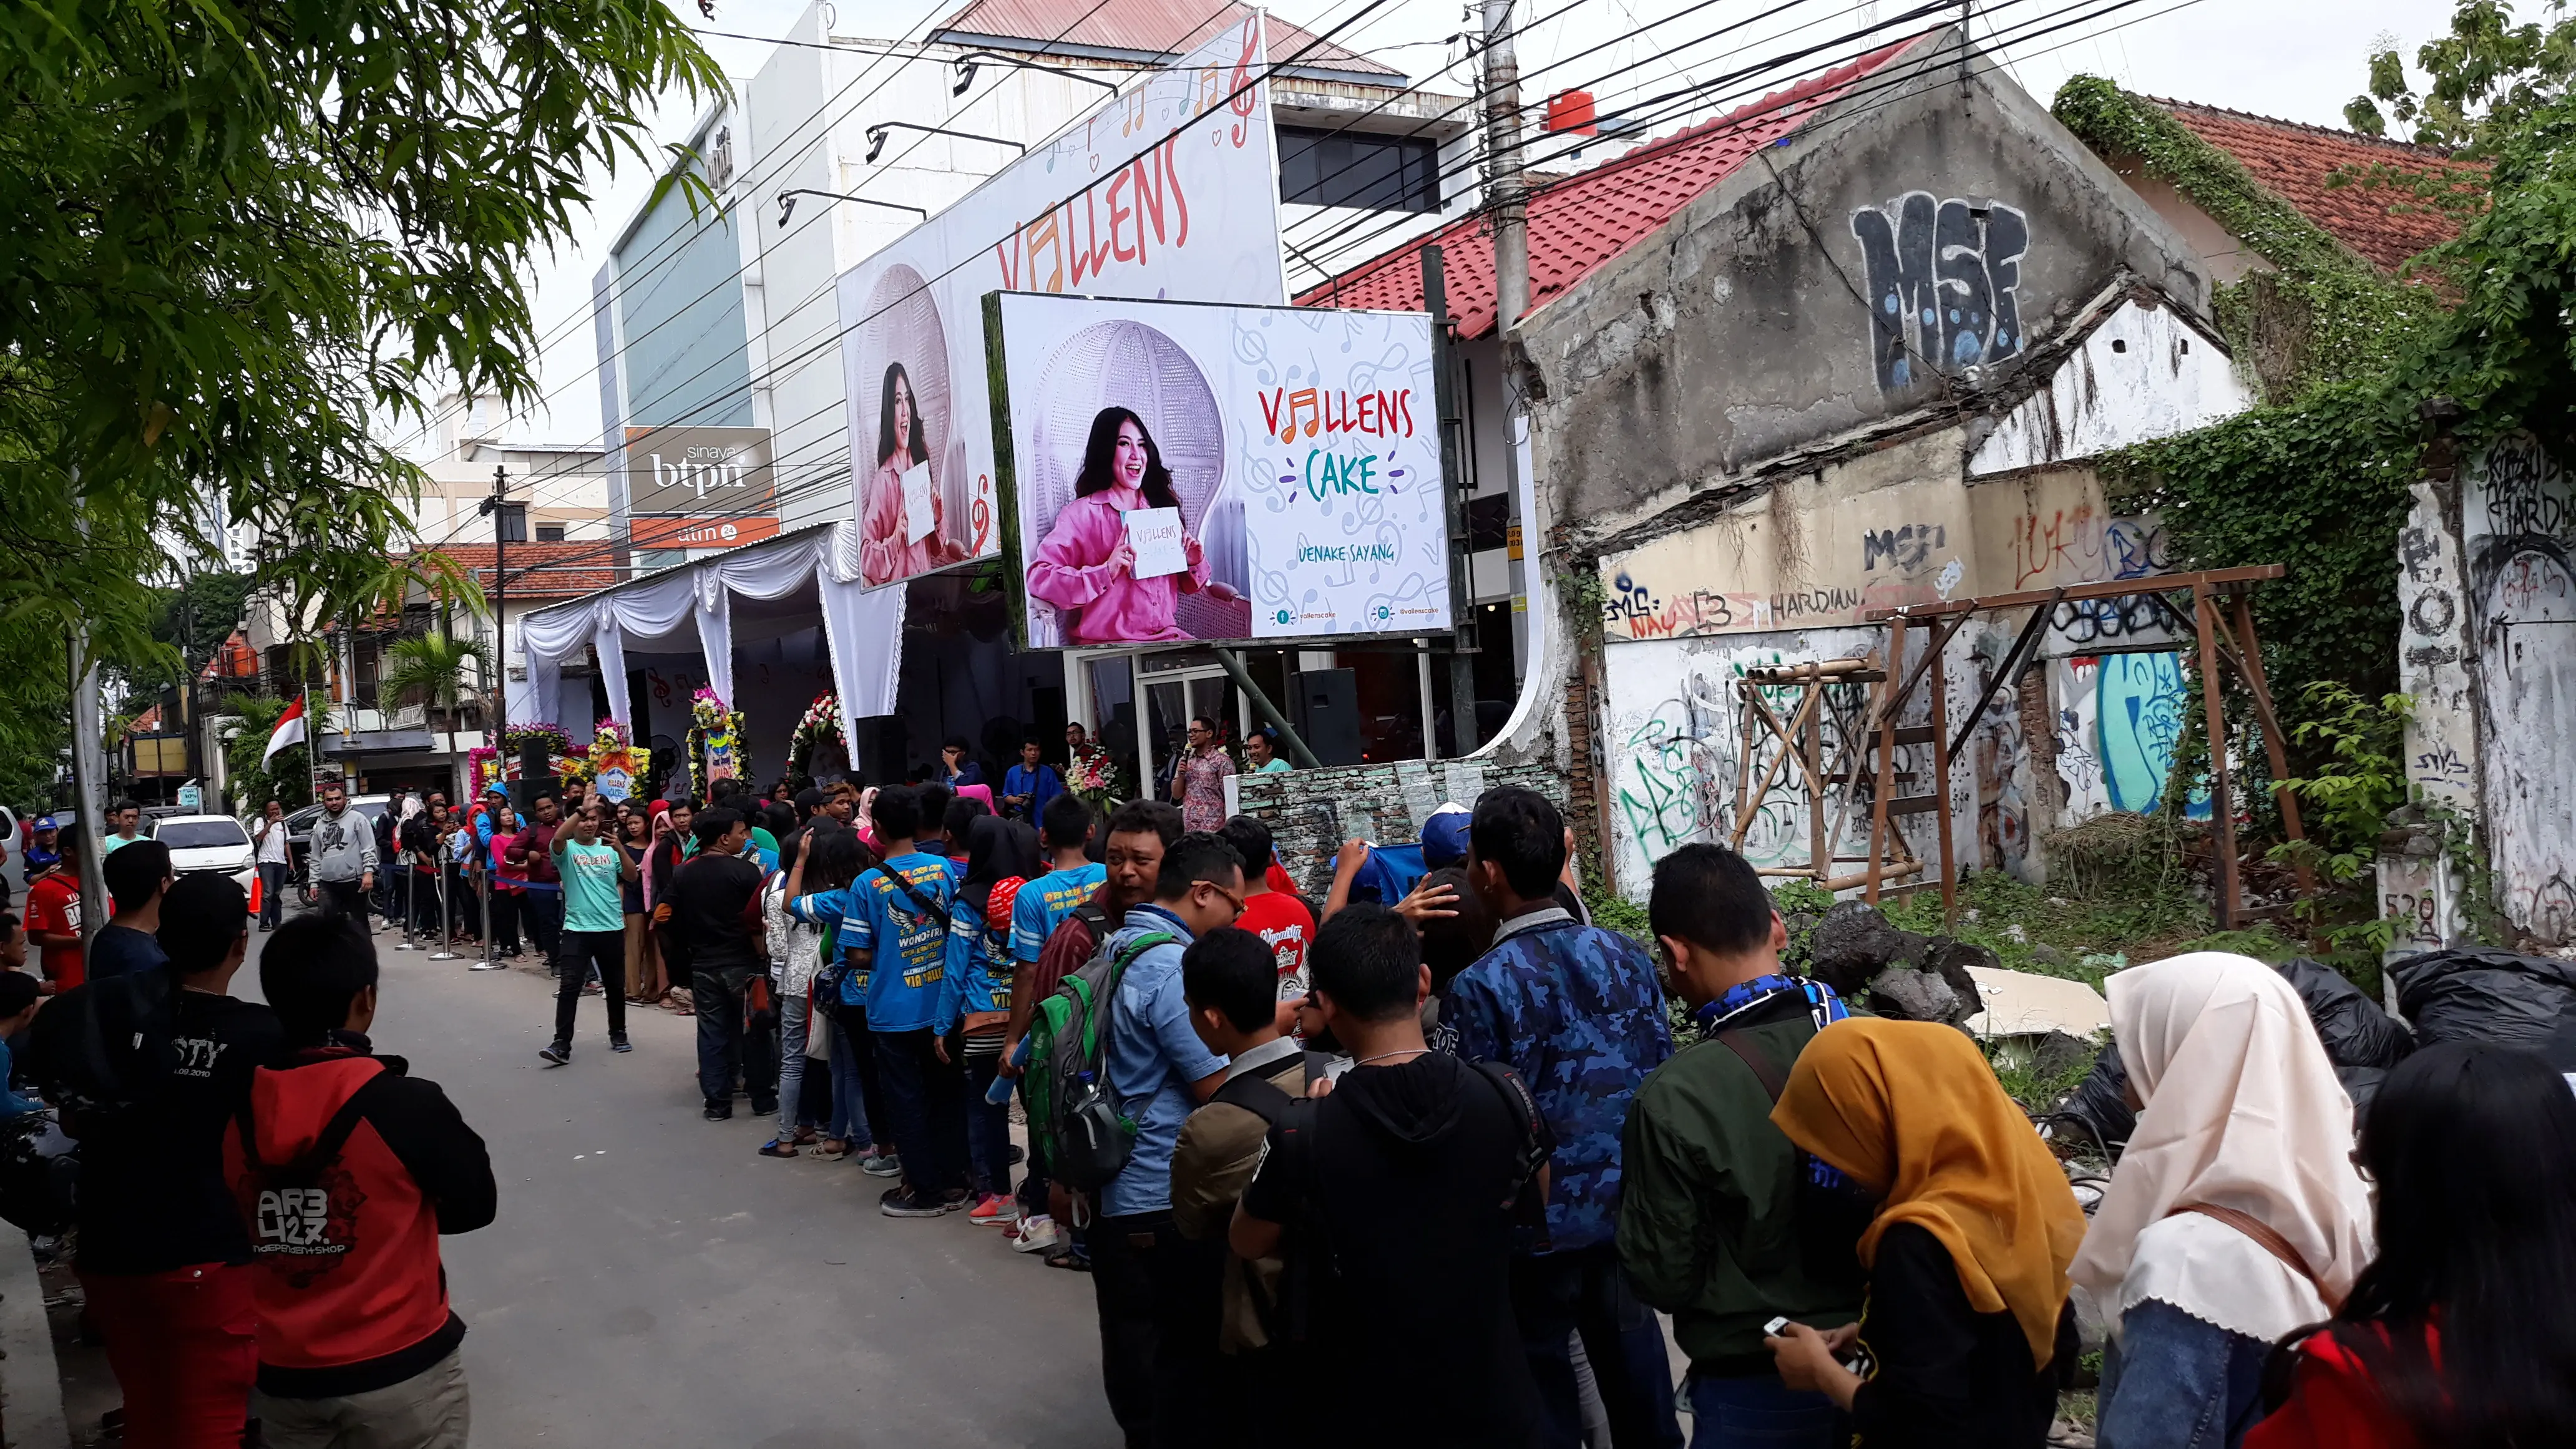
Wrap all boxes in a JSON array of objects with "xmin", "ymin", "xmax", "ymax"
[
  {"xmin": 990, "ymin": 292, "xmax": 1449, "ymax": 649},
  {"xmin": 832, "ymin": 17, "xmax": 1287, "ymax": 591}
]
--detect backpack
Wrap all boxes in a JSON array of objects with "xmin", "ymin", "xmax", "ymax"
[
  {"xmin": 233, "ymin": 1065, "xmax": 393, "ymax": 1280},
  {"xmin": 24, "ymin": 968, "xmax": 178, "ymax": 1118},
  {"xmin": 1024, "ymin": 924, "xmax": 1176, "ymax": 1196}
]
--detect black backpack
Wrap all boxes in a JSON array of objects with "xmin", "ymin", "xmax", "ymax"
[{"xmin": 24, "ymin": 968, "xmax": 178, "ymax": 1118}]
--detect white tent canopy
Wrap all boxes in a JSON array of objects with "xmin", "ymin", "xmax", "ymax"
[{"xmin": 518, "ymin": 522, "xmax": 905, "ymax": 731}]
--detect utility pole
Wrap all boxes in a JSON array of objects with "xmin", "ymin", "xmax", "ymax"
[
  {"xmin": 479, "ymin": 466, "xmax": 510, "ymax": 803},
  {"xmin": 1483, "ymin": 0, "xmax": 1530, "ymax": 333},
  {"xmin": 1423, "ymin": 243, "xmax": 1481, "ymax": 756}
]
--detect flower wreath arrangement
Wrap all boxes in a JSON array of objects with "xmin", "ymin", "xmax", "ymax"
[
  {"xmin": 788, "ymin": 691, "xmax": 844, "ymax": 783},
  {"xmin": 467, "ymin": 745, "xmax": 502, "ymax": 795},
  {"xmin": 687, "ymin": 686, "xmax": 746, "ymax": 799},
  {"xmin": 1065, "ymin": 739, "xmax": 1123, "ymax": 806},
  {"xmin": 587, "ymin": 718, "xmax": 637, "ymax": 801}
]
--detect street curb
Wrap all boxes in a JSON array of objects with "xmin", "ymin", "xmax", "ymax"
[{"xmin": 0, "ymin": 1237, "xmax": 66, "ymax": 1449}]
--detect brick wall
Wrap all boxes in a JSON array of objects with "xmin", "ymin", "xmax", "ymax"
[{"xmin": 1234, "ymin": 759, "xmax": 1569, "ymax": 896}]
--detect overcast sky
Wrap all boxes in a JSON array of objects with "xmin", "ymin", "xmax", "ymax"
[{"xmin": 479, "ymin": 0, "xmax": 2459, "ymax": 449}]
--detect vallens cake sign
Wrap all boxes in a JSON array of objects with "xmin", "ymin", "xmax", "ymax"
[{"xmin": 990, "ymin": 291, "xmax": 1450, "ymax": 648}]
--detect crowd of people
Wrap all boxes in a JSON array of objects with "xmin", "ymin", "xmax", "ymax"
[{"xmin": 2, "ymin": 751, "xmax": 2572, "ymax": 1449}]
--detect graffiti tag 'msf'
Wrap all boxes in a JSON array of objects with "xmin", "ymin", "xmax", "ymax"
[{"xmin": 1851, "ymin": 193, "xmax": 2031, "ymax": 393}]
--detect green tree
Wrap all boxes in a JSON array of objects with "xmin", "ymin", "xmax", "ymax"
[
  {"xmin": 379, "ymin": 633, "xmax": 489, "ymax": 729},
  {"xmin": 0, "ymin": 0, "xmax": 721, "ymax": 778},
  {"xmin": 2346, "ymin": 0, "xmax": 2576, "ymax": 150}
]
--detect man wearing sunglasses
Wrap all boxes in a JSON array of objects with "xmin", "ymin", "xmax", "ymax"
[{"xmin": 1085, "ymin": 830, "xmax": 1246, "ymax": 1448}]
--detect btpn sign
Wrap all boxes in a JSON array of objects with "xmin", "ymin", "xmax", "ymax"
[{"xmin": 624, "ymin": 425, "xmax": 776, "ymax": 518}]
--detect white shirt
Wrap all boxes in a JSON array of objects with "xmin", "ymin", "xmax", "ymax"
[{"xmin": 255, "ymin": 818, "xmax": 288, "ymax": 864}]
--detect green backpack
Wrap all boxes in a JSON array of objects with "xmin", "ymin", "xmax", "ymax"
[{"xmin": 1025, "ymin": 924, "xmax": 1176, "ymax": 1194}]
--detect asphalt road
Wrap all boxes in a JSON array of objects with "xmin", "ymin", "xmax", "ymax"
[{"xmin": 239, "ymin": 913, "xmax": 1120, "ymax": 1449}]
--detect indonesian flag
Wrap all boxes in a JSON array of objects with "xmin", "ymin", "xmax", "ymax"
[{"xmin": 262, "ymin": 695, "xmax": 308, "ymax": 767}]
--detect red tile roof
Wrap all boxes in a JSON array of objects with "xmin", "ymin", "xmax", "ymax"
[
  {"xmin": 411, "ymin": 543, "xmax": 623, "ymax": 600},
  {"xmin": 200, "ymin": 630, "xmax": 258, "ymax": 681},
  {"xmin": 1300, "ymin": 36, "xmax": 1925, "ymax": 336},
  {"xmin": 2154, "ymin": 100, "xmax": 2479, "ymax": 272},
  {"xmin": 934, "ymin": 0, "xmax": 1400, "ymax": 77}
]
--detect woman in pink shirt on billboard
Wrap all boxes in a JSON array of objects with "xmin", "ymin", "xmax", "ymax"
[
  {"xmin": 1027, "ymin": 407, "xmax": 1210, "ymax": 643},
  {"xmin": 860, "ymin": 362, "xmax": 966, "ymax": 585}
]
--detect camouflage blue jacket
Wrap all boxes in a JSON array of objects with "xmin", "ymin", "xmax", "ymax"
[{"xmin": 1441, "ymin": 907, "xmax": 1673, "ymax": 1253}]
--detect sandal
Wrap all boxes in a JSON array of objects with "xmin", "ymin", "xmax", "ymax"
[
  {"xmin": 804, "ymin": 1138, "xmax": 851, "ymax": 1161},
  {"xmin": 757, "ymin": 1138, "xmax": 801, "ymax": 1158},
  {"xmin": 1044, "ymin": 1244, "xmax": 1091, "ymax": 1272}
]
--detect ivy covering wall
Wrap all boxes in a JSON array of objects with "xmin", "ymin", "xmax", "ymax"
[
  {"xmin": 2052, "ymin": 78, "xmax": 2444, "ymax": 756},
  {"xmin": 2051, "ymin": 77, "xmax": 2449, "ymax": 400}
]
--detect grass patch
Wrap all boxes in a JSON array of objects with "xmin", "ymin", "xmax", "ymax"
[{"xmin": 1986, "ymin": 1037, "xmax": 2101, "ymax": 1115}]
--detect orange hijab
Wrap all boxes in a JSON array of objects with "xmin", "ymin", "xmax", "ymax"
[{"xmin": 1770, "ymin": 1019, "xmax": 2086, "ymax": 1367}]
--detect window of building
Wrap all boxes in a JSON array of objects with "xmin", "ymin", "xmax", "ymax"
[
  {"xmin": 535, "ymin": 522, "xmax": 567, "ymax": 543},
  {"xmin": 1277, "ymin": 125, "xmax": 1441, "ymax": 213}
]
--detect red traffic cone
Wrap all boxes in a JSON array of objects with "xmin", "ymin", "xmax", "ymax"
[{"xmin": 246, "ymin": 871, "xmax": 262, "ymax": 916}]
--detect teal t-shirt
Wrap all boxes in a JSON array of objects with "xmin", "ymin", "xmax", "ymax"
[{"xmin": 557, "ymin": 837, "xmax": 626, "ymax": 934}]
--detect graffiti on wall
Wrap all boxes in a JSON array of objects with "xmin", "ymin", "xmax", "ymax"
[
  {"xmin": 1600, "ymin": 626, "xmax": 2037, "ymax": 898},
  {"xmin": 2396, "ymin": 481, "xmax": 2480, "ymax": 815},
  {"xmin": 1851, "ymin": 193, "xmax": 2031, "ymax": 393},
  {"xmin": 2462, "ymin": 434, "xmax": 2576, "ymax": 940},
  {"xmin": 2047, "ymin": 653, "xmax": 2208, "ymax": 822}
]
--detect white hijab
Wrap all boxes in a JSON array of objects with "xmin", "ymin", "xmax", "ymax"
[{"xmin": 2071, "ymin": 952, "xmax": 2376, "ymax": 1343}]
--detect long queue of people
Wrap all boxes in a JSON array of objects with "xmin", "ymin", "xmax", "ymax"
[
  {"xmin": 15, "ymin": 756, "xmax": 2570, "ymax": 1449},
  {"xmin": 700, "ymin": 771, "xmax": 2576, "ymax": 1449}
]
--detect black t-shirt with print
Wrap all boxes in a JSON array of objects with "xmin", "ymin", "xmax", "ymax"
[{"xmin": 74, "ymin": 990, "xmax": 286, "ymax": 1274}]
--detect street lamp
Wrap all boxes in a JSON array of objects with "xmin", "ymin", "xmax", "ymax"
[
  {"xmin": 774, "ymin": 189, "xmax": 930, "ymax": 227},
  {"xmin": 864, "ymin": 122, "xmax": 1028, "ymax": 164},
  {"xmin": 949, "ymin": 50, "xmax": 1120, "ymax": 99}
]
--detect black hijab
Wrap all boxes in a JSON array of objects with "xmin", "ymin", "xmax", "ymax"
[{"xmin": 960, "ymin": 814, "xmax": 1042, "ymax": 920}]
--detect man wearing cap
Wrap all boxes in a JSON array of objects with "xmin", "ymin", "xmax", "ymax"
[{"xmin": 24, "ymin": 816, "xmax": 61, "ymax": 877}]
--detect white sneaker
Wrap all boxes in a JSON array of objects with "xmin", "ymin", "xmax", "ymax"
[{"xmin": 1012, "ymin": 1214, "xmax": 1061, "ymax": 1253}]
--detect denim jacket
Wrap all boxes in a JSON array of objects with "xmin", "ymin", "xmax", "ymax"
[{"xmin": 2097, "ymin": 1299, "xmax": 2271, "ymax": 1449}]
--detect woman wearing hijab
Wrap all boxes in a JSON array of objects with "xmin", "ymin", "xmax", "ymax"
[
  {"xmin": 2073, "ymin": 954, "xmax": 2374, "ymax": 1448},
  {"xmin": 1766, "ymin": 1018, "xmax": 2087, "ymax": 1448},
  {"xmin": 2248, "ymin": 1042, "xmax": 2576, "ymax": 1449},
  {"xmin": 950, "ymin": 813, "xmax": 1042, "ymax": 1223}
]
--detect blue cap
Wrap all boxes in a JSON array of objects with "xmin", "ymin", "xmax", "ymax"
[
  {"xmin": 29, "ymin": 816, "xmax": 56, "ymax": 833},
  {"xmin": 1420, "ymin": 803, "xmax": 1472, "ymax": 867}
]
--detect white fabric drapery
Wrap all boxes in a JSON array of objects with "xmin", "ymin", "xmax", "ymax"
[{"xmin": 518, "ymin": 522, "xmax": 908, "ymax": 731}]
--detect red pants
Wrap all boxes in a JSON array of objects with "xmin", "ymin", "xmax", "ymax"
[{"xmin": 80, "ymin": 1264, "xmax": 258, "ymax": 1449}]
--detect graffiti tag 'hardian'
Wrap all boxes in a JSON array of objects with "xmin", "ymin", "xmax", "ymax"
[{"xmin": 1850, "ymin": 193, "xmax": 2031, "ymax": 391}]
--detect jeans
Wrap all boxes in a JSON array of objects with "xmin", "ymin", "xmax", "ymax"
[
  {"xmin": 775, "ymin": 990, "xmax": 811, "ymax": 1137},
  {"xmin": 1088, "ymin": 1211, "xmax": 1225, "ymax": 1449},
  {"xmin": 1017, "ymin": 1077, "xmax": 1053, "ymax": 1219},
  {"xmin": 1513, "ymin": 1242, "xmax": 1686, "ymax": 1449},
  {"xmin": 2097, "ymin": 1297, "xmax": 2270, "ymax": 1449},
  {"xmin": 408, "ymin": 869, "xmax": 444, "ymax": 938},
  {"xmin": 1684, "ymin": 1373, "xmax": 1842, "ymax": 1449},
  {"xmin": 872, "ymin": 1027, "xmax": 968, "ymax": 1195},
  {"xmin": 487, "ymin": 890, "xmax": 522, "ymax": 954},
  {"xmin": 256, "ymin": 862, "xmax": 288, "ymax": 927},
  {"xmin": 693, "ymin": 966, "xmax": 775, "ymax": 1110},
  {"xmin": 963, "ymin": 1046, "xmax": 1012, "ymax": 1196},
  {"xmin": 81, "ymin": 1263, "xmax": 258, "ymax": 1449},
  {"xmin": 824, "ymin": 1001, "xmax": 884, "ymax": 1150},
  {"xmin": 520, "ymin": 888, "xmax": 564, "ymax": 969},
  {"xmin": 553, "ymin": 930, "xmax": 628, "ymax": 1047},
  {"xmin": 314, "ymin": 877, "xmax": 371, "ymax": 927}
]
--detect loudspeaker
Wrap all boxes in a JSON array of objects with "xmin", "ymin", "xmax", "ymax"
[
  {"xmin": 1289, "ymin": 668, "xmax": 1363, "ymax": 767},
  {"xmin": 844, "ymin": 715, "xmax": 908, "ymax": 786}
]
